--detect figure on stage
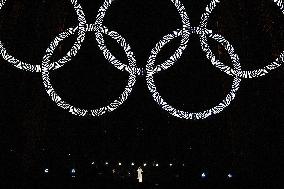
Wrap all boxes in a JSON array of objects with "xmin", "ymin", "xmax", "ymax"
[{"xmin": 137, "ymin": 167, "xmax": 143, "ymax": 183}]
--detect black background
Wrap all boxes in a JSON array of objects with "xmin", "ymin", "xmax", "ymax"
[{"xmin": 0, "ymin": 0, "xmax": 283, "ymax": 188}]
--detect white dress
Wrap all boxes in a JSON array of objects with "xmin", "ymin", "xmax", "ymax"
[{"xmin": 137, "ymin": 168, "xmax": 143, "ymax": 183}]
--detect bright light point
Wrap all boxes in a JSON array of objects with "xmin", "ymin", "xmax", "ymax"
[
  {"xmin": 44, "ymin": 169, "xmax": 49, "ymax": 173},
  {"xmin": 143, "ymin": 163, "xmax": 147, "ymax": 167},
  {"xmin": 155, "ymin": 163, "xmax": 159, "ymax": 167},
  {"xmin": 201, "ymin": 172, "xmax": 206, "ymax": 178},
  {"xmin": 228, "ymin": 173, "xmax": 233, "ymax": 178},
  {"xmin": 105, "ymin": 162, "xmax": 109, "ymax": 165},
  {"xmin": 118, "ymin": 162, "xmax": 122, "ymax": 166},
  {"xmin": 91, "ymin": 162, "xmax": 95, "ymax": 165},
  {"xmin": 71, "ymin": 169, "xmax": 76, "ymax": 173},
  {"xmin": 131, "ymin": 162, "xmax": 135, "ymax": 166},
  {"xmin": 169, "ymin": 163, "xmax": 173, "ymax": 167}
]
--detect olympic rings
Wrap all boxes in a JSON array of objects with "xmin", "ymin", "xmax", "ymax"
[
  {"xmin": 0, "ymin": 0, "xmax": 283, "ymax": 119},
  {"xmin": 0, "ymin": 0, "xmax": 87, "ymax": 72}
]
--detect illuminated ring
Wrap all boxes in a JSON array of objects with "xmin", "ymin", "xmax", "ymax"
[
  {"xmin": 41, "ymin": 24, "xmax": 137, "ymax": 117},
  {"xmin": 94, "ymin": 0, "xmax": 191, "ymax": 76},
  {"xmin": 0, "ymin": 0, "xmax": 87, "ymax": 72},
  {"xmin": 199, "ymin": 0, "xmax": 284, "ymax": 78},
  {"xmin": 146, "ymin": 27, "xmax": 242, "ymax": 120}
]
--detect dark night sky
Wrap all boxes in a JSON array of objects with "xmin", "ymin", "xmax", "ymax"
[{"xmin": 0, "ymin": 0, "xmax": 283, "ymax": 188}]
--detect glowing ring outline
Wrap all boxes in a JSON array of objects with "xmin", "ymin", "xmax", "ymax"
[
  {"xmin": 0, "ymin": 0, "xmax": 87, "ymax": 72},
  {"xmin": 199, "ymin": 0, "xmax": 284, "ymax": 78},
  {"xmin": 41, "ymin": 24, "xmax": 137, "ymax": 117},
  {"xmin": 146, "ymin": 27, "xmax": 242, "ymax": 120}
]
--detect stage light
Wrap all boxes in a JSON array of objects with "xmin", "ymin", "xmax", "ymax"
[
  {"xmin": 131, "ymin": 162, "xmax": 135, "ymax": 166},
  {"xmin": 169, "ymin": 163, "xmax": 173, "ymax": 167},
  {"xmin": 105, "ymin": 162, "xmax": 109, "ymax": 165},
  {"xmin": 155, "ymin": 163, "xmax": 159, "ymax": 167},
  {"xmin": 44, "ymin": 168, "xmax": 49, "ymax": 173},
  {"xmin": 201, "ymin": 172, "xmax": 206, "ymax": 178},
  {"xmin": 143, "ymin": 163, "xmax": 147, "ymax": 167},
  {"xmin": 228, "ymin": 173, "xmax": 233, "ymax": 178},
  {"xmin": 118, "ymin": 162, "xmax": 122, "ymax": 166}
]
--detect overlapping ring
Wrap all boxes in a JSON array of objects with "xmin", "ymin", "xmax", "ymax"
[
  {"xmin": 0, "ymin": 0, "xmax": 283, "ymax": 119},
  {"xmin": 199, "ymin": 0, "xmax": 284, "ymax": 79},
  {"xmin": 146, "ymin": 27, "xmax": 242, "ymax": 120},
  {"xmin": 42, "ymin": 24, "xmax": 138, "ymax": 116},
  {"xmin": 0, "ymin": 0, "xmax": 87, "ymax": 72}
]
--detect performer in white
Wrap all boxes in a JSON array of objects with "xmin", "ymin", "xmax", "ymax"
[{"xmin": 137, "ymin": 167, "xmax": 143, "ymax": 183}]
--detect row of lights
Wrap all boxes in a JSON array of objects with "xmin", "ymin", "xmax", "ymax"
[
  {"xmin": 102, "ymin": 162, "xmax": 177, "ymax": 167},
  {"xmin": 44, "ymin": 168, "xmax": 233, "ymax": 179},
  {"xmin": 95, "ymin": 162, "xmax": 234, "ymax": 178},
  {"xmin": 102, "ymin": 162, "xmax": 220, "ymax": 170}
]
